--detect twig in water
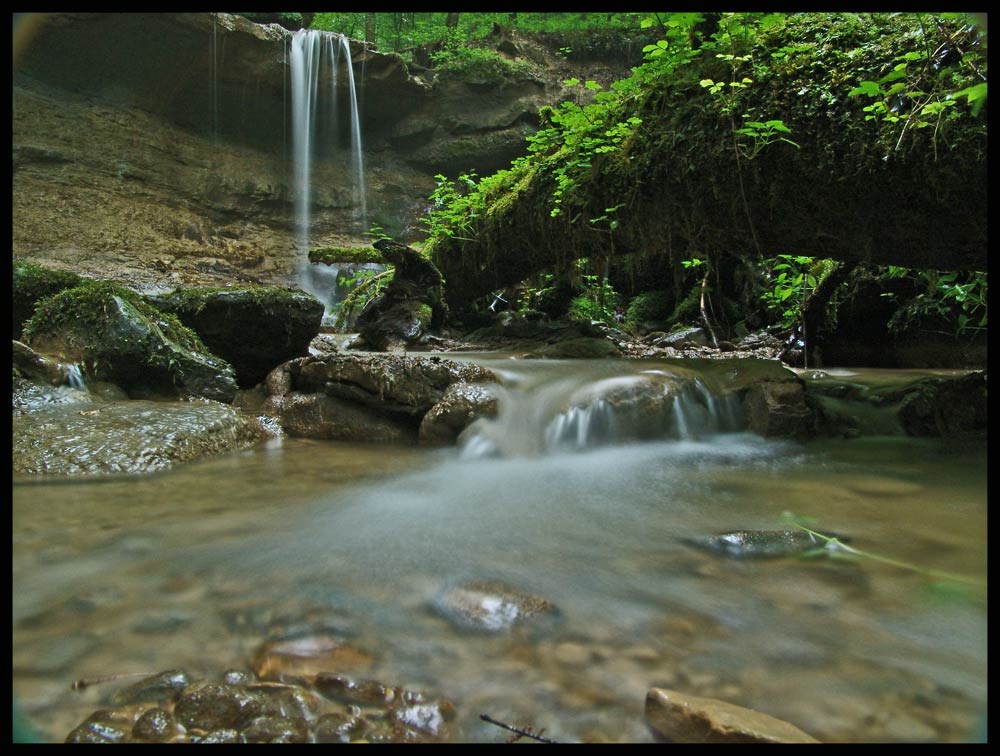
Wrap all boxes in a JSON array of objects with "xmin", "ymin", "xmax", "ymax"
[
  {"xmin": 480, "ymin": 713, "xmax": 560, "ymax": 744},
  {"xmin": 71, "ymin": 672, "xmax": 156, "ymax": 691}
]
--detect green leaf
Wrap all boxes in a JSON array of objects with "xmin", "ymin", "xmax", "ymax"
[
  {"xmin": 563, "ymin": 77, "xmax": 580, "ymax": 87},
  {"xmin": 848, "ymin": 80, "xmax": 881, "ymax": 98}
]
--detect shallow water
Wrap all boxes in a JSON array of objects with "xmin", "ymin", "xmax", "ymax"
[{"xmin": 12, "ymin": 359, "xmax": 987, "ymax": 743}]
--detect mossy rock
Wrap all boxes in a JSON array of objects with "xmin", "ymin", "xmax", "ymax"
[
  {"xmin": 23, "ymin": 281, "xmax": 237, "ymax": 402},
  {"xmin": 145, "ymin": 287, "xmax": 324, "ymax": 388},
  {"xmin": 308, "ymin": 246, "xmax": 384, "ymax": 265},
  {"xmin": 12, "ymin": 259, "xmax": 84, "ymax": 340},
  {"xmin": 625, "ymin": 289, "xmax": 675, "ymax": 332}
]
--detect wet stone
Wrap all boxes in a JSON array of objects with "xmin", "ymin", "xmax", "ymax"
[
  {"xmin": 314, "ymin": 712, "xmax": 366, "ymax": 743},
  {"xmin": 242, "ymin": 714, "xmax": 310, "ymax": 743},
  {"xmin": 131, "ymin": 707, "xmax": 180, "ymax": 742},
  {"xmin": 313, "ymin": 673, "xmax": 398, "ymax": 706},
  {"xmin": 173, "ymin": 682, "xmax": 262, "ymax": 731},
  {"xmin": 646, "ymin": 687, "xmax": 820, "ymax": 743},
  {"xmin": 252, "ymin": 634, "xmax": 374, "ymax": 679},
  {"xmin": 223, "ymin": 669, "xmax": 256, "ymax": 686},
  {"xmin": 65, "ymin": 719, "xmax": 132, "ymax": 744},
  {"xmin": 112, "ymin": 669, "xmax": 190, "ymax": 706},
  {"xmin": 687, "ymin": 530, "xmax": 828, "ymax": 559},
  {"xmin": 189, "ymin": 728, "xmax": 242, "ymax": 744},
  {"xmin": 434, "ymin": 580, "xmax": 557, "ymax": 632}
]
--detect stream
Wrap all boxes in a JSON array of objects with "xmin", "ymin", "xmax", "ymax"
[{"xmin": 12, "ymin": 357, "xmax": 988, "ymax": 743}]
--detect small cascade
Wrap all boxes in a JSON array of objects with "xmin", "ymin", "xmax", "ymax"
[
  {"xmin": 671, "ymin": 378, "xmax": 742, "ymax": 440},
  {"xmin": 289, "ymin": 29, "xmax": 368, "ymax": 317},
  {"xmin": 460, "ymin": 362, "xmax": 746, "ymax": 459},
  {"xmin": 65, "ymin": 363, "xmax": 86, "ymax": 390}
]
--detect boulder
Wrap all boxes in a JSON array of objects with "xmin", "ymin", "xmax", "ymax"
[
  {"xmin": 22, "ymin": 281, "xmax": 238, "ymax": 402},
  {"xmin": 645, "ymin": 688, "xmax": 820, "ymax": 743},
  {"xmin": 260, "ymin": 353, "xmax": 498, "ymax": 443},
  {"xmin": 145, "ymin": 286, "xmax": 324, "ymax": 388},
  {"xmin": 896, "ymin": 371, "xmax": 987, "ymax": 438},
  {"xmin": 291, "ymin": 353, "xmax": 496, "ymax": 418},
  {"xmin": 742, "ymin": 379, "xmax": 815, "ymax": 439}
]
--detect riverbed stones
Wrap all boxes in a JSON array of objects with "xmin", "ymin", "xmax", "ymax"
[
  {"xmin": 173, "ymin": 682, "xmax": 263, "ymax": 732},
  {"xmin": 434, "ymin": 580, "xmax": 557, "ymax": 632},
  {"xmin": 645, "ymin": 687, "xmax": 821, "ymax": 743}
]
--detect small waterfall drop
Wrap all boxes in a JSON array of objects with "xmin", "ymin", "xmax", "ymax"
[
  {"xmin": 289, "ymin": 29, "xmax": 369, "ymax": 317},
  {"xmin": 65, "ymin": 363, "xmax": 86, "ymax": 390},
  {"xmin": 459, "ymin": 361, "xmax": 745, "ymax": 460}
]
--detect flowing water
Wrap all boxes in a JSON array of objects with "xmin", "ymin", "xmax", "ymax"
[
  {"xmin": 12, "ymin": 358, "xmax": 987, "ymax": 743},
  {"xmin": 289, "ymin": 29, "xmax": 368, "ymax": 317}
]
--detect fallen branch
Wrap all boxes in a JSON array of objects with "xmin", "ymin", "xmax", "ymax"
[{"xmin": 480, "ymin": 714, "xmax": 560, "ymax": 744}]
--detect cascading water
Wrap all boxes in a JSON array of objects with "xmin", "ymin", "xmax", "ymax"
[
  {"xmin": 289, "ymin": 29, "xmax": 368, "ymax": 317},
  {"xmin": 458, "ymin": 359, "xmax": 744, "ymax": 459}
]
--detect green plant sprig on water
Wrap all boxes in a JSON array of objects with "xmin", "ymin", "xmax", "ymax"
[{"xmin": 781, "ymin": 512, "xmax": 985, "ymax": 589}]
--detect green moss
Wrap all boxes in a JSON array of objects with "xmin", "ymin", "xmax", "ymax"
[
  {"xmin": 625, "ymin": 290, "xmax": 674, "ymax": 330},
  {"xmin": 28, "ymin": 280, "xmax": 205, "ymax": 345},
  {"xmin": 309, "ymin": 246, "xmax": 383, "ymax": 265},
  {"xmin": 12, "ymin": 259, "xmax": 84, "ymax": 339}
]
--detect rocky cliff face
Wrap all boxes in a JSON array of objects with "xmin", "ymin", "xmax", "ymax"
[{"xmin": 13, "ymin": 13, "xmax": 633, "ymax": 290}]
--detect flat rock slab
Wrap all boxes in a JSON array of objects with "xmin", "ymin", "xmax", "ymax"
[{"xmin": 646, "ymin": 687, "xmax": 820, "ymax": 743}]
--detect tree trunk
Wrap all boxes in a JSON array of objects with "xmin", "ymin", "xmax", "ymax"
[
  {"xmin": 446, "ymin": 13, "xmax": 460, "ymax": 29},
  {"xmin": 365, "ymin": 13, "xmax": 376, "ymax": 45}
]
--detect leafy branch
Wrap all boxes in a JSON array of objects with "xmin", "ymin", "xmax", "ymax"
[{"xmin": 782, "ymin": 513, "xmax": 986, "ymax": 588}]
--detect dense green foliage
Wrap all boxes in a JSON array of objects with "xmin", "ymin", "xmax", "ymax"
[
  {"xmin": 310, "ymin": 12, "xmax": 650, "ymax": 54},
  {"xmin": 418, "ymin": 12, "xmax": 986, "ymax": 342}
]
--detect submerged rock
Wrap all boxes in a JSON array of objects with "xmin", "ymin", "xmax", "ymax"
[
  {"xmin": 434, "ymin": 580, "xmax": 557, "ymax": 632},
  {"xmin": 645, "ymin": 687, "xmax": 820, "ymax": 743},
  {"xmin": 686, "ymin": 530, "xmax": 826, "ymax": 559},
  {"xmin": 251, "ymin": 635, "xmax": 375, "ymax": 680},
  {"xmin": 146, "ymin": 287, "xmax": 324, "ymax": 388}
]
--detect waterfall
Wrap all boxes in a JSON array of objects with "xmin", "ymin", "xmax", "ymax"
[
  {"xmin": 65, "ymin": 364, "xmax": 86, "ymax": 390},
  {"xmin": 289, "ymin": 29, "xmax": 368, "ymax": 317}
]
